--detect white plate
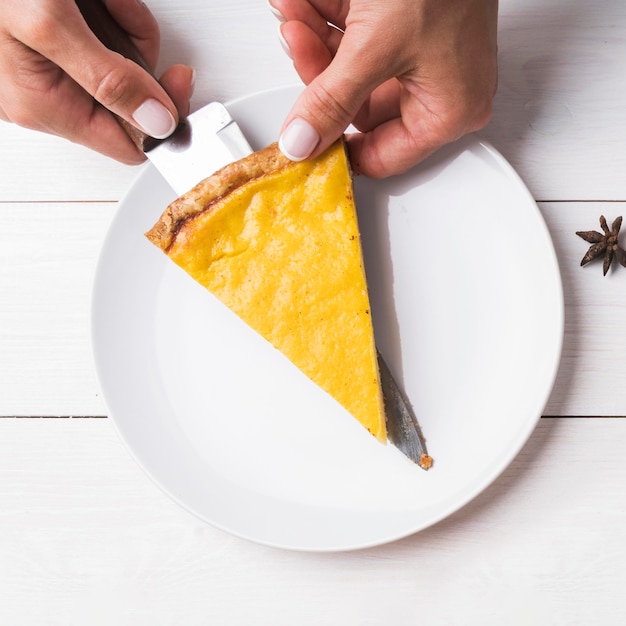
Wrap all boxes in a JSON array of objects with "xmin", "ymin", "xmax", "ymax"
[{"xmin": 91, "ymin": 85, "xmax": 563, "ymax": 552}]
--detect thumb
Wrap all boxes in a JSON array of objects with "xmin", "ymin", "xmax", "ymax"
[{"xmin": 278, "ymin": 34, "xmax": 379, "ymax": 162}]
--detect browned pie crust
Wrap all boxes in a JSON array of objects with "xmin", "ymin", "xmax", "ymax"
[{"xmin": 145, "ymin": 142, "xmax": 291, "ymax": 252}]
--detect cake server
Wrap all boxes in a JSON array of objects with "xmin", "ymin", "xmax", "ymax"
[
  {"xmin": 74, "ymin": 0, "xmax": 252, "ymax": 196},
  {"xmin": 77, "ymin": 0, "xmax": 432, "ymax": 469}
]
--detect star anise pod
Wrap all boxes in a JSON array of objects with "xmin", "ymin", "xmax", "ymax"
[{"xmin": 576, "ymin": 215, "xmax": 626, "ymax": 275}]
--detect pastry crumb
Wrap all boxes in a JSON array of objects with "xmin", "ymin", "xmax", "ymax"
[{"xmin": 419, "ymin": 454, "xmax": 433, "ymax": 470}]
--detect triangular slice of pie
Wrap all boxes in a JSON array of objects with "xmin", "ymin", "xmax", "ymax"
[{"xmin": 145, "ymin": 139, "xmax": 387, "ymax": 441}]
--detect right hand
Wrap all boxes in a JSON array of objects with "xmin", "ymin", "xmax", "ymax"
[
  {"xmin": 0, "ymin": 0, "xmax": 194, "ymax": 164},
  {"xmin": 272, "ymin": 0, "xmax": 498, "ymax": 178}
]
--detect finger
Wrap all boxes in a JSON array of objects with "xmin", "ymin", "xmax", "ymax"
[
  {"xmin": 2, "ymin": 63, "xmax": 194, "ymax": 165},
  {"xmin": 347, "ymin": 120, "xmax": 433, "ymax": 179},
  {"xmin": 279, "ymin": 13, "xmax": 402, "ymax": 133},
  {"xmin": 271, "ymin": 0, "xmax": 343, "ymax": 51},
  {"xmin": 158, "ymin": 64, "xmax": 195, "ymax": 117},
  {"xmin": 348, "ymin": 79, "xmax": 402, "ymax": 133},
  {"xmin": 281, "ymin": 20, "xmax": 401, "ymax": 133},
  {"xmin": 347, "ymin": 92, "xmax": 466, "ymax": 179},
  {"xmin": 103, "ymin": 0, "xmax": 160, "ymax": 69},
  {"xmin": 278, "ymin": 30, "xmax": 387, "ymax": 162},
  {"xmin": 15, "ymin": 0, "xmax": 178, "ymax": 140},
  {"xmin": 271, "ymin": 0, "xmax": 349, "ymax": 31},
  {"xmin": 279, "ymin": 21, "xmax": 333, "ymax": 85},
  {"xmin": 0, "ymin": 37, "xmax": 143, "ymax": 163}
]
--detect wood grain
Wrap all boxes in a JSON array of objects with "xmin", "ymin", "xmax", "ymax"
[
  {"xmin": 0, "ymin": 203, "xmax": 113, "ymax": 416},
  {"xmin": 2, "ymin": 0, "xmax": 626, "ymax": 622},
  {"xmin": 481, "ymin": 0, "xmax": 626, "ymax": 201},
  {"xmin": 0, "ymin": 418, "xmax": 625, "ymax": 625},
  {"xmin": 540, "ymin": 202, "xmax": 626, "ymax": 415}
]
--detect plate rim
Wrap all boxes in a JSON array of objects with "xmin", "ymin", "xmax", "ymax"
[{"xmin": 90, "ymin": 84, "xmax": 564, "ymax": 552}]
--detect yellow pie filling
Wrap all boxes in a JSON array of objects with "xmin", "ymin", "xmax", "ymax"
[{"xmin": 147, "ymin": 140, "xmax": 387, "ymax": 441}]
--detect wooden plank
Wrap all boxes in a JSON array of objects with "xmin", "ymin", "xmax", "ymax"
[
  {"xmin": 0, "ymin": 417, "xmax": 625, "ymax": 624},
  {"xmin": 482, "ymin": 0, "xmax": 626, "ymax": 200},
  {"xmin": 0, "ymin": 203, "xmax": 113, "ymax": 416},
  {"xmin": 1, "ymin": 201, "xmax": 626, "ymax": 416},
  {"xmin": 0, "ymin": 125, "xmax": 137, "ymax": 202},
  {"xmin": 541, "ymin": 203, "xmax": 626, "ymax": 415}
]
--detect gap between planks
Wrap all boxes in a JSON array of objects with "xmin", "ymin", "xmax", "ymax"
[
  {"xmin": 0, "ymin": 415, "xmax": 108, "ymax": 419},
  {"xmin": 1, "ymin": 415, "xmax": 625, "ymax": 419}
]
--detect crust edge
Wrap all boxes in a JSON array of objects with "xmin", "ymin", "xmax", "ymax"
[{"xmin": 145, "ymin": 141, "xmax": 291, "ymax": 251}]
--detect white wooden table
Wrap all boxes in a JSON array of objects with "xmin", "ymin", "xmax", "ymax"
[{"xmin": 2, "ymin": 0, "xmax": 626, "ymax": 623}]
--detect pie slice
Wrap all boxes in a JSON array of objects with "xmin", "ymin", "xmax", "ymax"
[{"xmin": 145, "ymin": 139, "xmax": 387, "ymax": 441}]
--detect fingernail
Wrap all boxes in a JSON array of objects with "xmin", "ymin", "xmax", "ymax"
[
  {"xmin": 132, "ymin": 98, "xmax": 176, "ymax": 139},
  {"xmin": 268, "ymin": 0, "xmax": 286, "ymax": 21},
  {"xmin": 277, "ymin": 24, "xmax": 292, "ymax": 59},
  {"xmin": 278, "ymin": 118, "xmax": 320, "ymax": 161}
]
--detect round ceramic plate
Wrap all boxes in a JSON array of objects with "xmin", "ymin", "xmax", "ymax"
[{"xmin": 91, "ymin": 85, "xmax": 563, "ymax": 551}]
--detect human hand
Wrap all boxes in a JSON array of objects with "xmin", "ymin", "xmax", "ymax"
[
  {"xmin": 0, "ymin": 0, "xmax": 194, "ymax": 164},
  {"xmin": 270, "ymin": 0, "xmax": 498, "ymax": 178}
]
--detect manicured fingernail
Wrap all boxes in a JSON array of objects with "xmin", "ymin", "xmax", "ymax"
[
  {"xmin": 132, "ymin": 98, "xmax": 176, "ymax": 139},
  {"xmin": 277, "ymin": 24, "xmax": 292, "ymax": 59},
  {"xmin": 268, "ymin": 0, "xmax": 285, "ymax": 21},
  {"xmin": 278, "ymin": 118, "xmax": 320, "ymax": 161}
]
